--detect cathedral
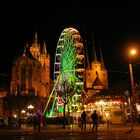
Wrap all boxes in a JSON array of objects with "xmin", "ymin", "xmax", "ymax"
[
  {"xmin": 2, "ymin": 32, "xmax": 51, "ymax": 117},
  {"xmin": 10, "ymin": 32, "xmax": 50, "ymax": 98}
]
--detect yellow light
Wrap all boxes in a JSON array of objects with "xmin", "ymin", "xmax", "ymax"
[
  {"xmin": 27, "ymin": 105, "xmax": 34, "ymax": 109},
  {"xmin": 21, "ymin": 110, "xmax": 26, "ymax": 113},
  {"xmin": 130, "ymin": 49, "xmax": 137, "ymax": 55},
  {"xmin": 105, "ymin": 113, "xmax": 110, "ymax": 117},
  {"xmin": 84, "ymin": 105, "xmax": 87, "ymax": 107}
]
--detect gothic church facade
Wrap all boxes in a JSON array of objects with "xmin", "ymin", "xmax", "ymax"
[
  {"xmin": 85, "ymin": 41, "xmax": 108, "ymax": 97},
  {"xmin": 10, "ymin": 32, "xmax": 50, "ymax": 98}
]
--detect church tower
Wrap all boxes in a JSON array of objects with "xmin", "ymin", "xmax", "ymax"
[
  {"xmin": 40, "ymin": 41, "xmax": 50, "ymax": 97},
  {"xmin": 30, "ymin": 31, "xmax": 41, "ymax": 60},
  {"xmin": 85, "ymin": 38, "xmax": 108, "ymax": 97}
]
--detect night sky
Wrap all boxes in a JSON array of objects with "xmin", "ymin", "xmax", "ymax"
[{"xmin": 0, "ymin": 4, "xmax": 140, "ymax": 88}]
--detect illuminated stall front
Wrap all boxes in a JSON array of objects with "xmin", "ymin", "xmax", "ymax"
[{"xmin": 84, "ymin": 89, "xmax": 127, "ymax": 124}]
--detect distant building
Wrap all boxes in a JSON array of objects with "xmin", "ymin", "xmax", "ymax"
[
  {"xmin": 10, "ymin": 32, "xmax": 50, "ymax": 98},
  {"xmin": 85, "ymin": 41, "xmax": 108, "ymax": 97},
  {"xmin": 3, "ymin": 32, "xmax": 51, "ymax": 118}
]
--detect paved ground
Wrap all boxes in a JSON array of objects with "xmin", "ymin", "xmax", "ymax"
[
  {"xmin": 0, "ymin": 123, "xmax": 139, "ymax": 133},
  {"xmin": 1, "ymin": 123, "xmax": 140, "ymax": 139}
]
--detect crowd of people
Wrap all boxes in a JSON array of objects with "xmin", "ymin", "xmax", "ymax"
[
  {"xmin": 2, "ymin": 110, "xmax": 101, "ymax": 132},
  {"xmin": 1, "ymin": 113, "xmax": 47, "ymax": 132}
]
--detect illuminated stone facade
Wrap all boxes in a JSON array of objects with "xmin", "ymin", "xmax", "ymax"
[
  {"xmin": 10, "ymin": 32, "xmax": 50, "ymax": 98},
  {"xmin": 86, "ymin": 61, "xmax": 108, "ymax": 89},
  {"xmin": 85, "ymin": 45, "xmax": 108, "ymax": 97}
]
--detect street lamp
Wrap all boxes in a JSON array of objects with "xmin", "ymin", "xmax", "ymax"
[{"xmin": 128, "ymin": 48, "xmax": 137, "ymax": 131}]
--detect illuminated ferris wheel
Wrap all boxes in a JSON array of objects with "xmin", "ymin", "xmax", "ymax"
[
  {"xmin": 43, "ymin": 27, "xmax": 85, "ymax": 116},
  {"xmin": 54, "ymin": 27, "xmax": 85, "ymax": 111}
]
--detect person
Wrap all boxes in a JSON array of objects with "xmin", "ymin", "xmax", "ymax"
[
  {"xmin": 8, "ymin": 116, "xmax": 11, "ymax": 128},
  {"xmin": 42, "ymin": 115, "xmax": 46, "ymax": 128},
  {"xmin": 77, "ymin": 116, "xmax": 81, "ymax": 127},
  {"xmin": 81, "ymin": 111, "xmax": 87, "ymax": 130},
  {"xmin": 91, "ymin": 110, "xmax": 98, "ymax": 132},
  {"xmin": 36, "ymin": 113, "xmax": 41, "ymax": 132},
  {"xmin": 4, "ymin": 116, "xmax": 8, "ymax": 127},
  {"xmin": 33, "ymin": 115, "xmax": 37, "ymax": 131}
]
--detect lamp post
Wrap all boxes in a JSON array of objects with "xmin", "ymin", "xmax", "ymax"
[
  {"xmin": 129, "ymin": 49, "xmax": 136, "ymax": 101},
  {"xmin": 128, "ymin": 48, "xmax": 137, "ymax": 131}
]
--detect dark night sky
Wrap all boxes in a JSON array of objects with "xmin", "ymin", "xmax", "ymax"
[{"xmin": 0, "ymin": 4, "xmax": 140, "ymax": 88}]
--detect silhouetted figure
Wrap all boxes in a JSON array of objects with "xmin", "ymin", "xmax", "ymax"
[
  {"xmin": 42, "ymin": 116, "xmax": 46, "ymax": 128},
  {"xmin": 78, "ymin": 116, "xmax": 81, "ymax": 127},
  {"xmin": 4, "ymin": 116, "xmax": 8, "ymax": 127},
  {"xmin": 91, "ymin": 110, "xmax": 98, "ymax": 132},
  {"xmin": 36, "ymin": 113, "xmax": 41, "ymax": 132},
  {"xmin": 81, "ymin": 111, "xmax": 87, "ymax": 130},
  {"xmin": 33, "ymin": 115, "xmax": 37, "ymax": 131},
  {"xmin": 8, "ymin": 116, "xmax": 11, "ymax": 128}
]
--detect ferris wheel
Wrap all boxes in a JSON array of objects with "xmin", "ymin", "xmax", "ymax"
[{"xmin": 43, "ymin": 27, "xmax": 85, "ymax": 116}]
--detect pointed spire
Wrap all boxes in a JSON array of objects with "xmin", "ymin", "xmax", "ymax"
[
  {"xmin": 22, "ymin": 42, "xmax": 28, "ymax": 57},
  {"xmin": 99, "ymin": 41, "xmax": 105, "ymax": 69},
  {"xmin": 34, "ymin": 31, "xmax": 38, "ymax": 44},
  {"xmin": 42, "ymin": 41, "xmax": 47, "ymax": 55},
  {"xmin": 25, "ymin": 43, "xmax": 33, "ymax": 58},
  {"xmin": 92, "ymin": 34, "xmax": 97, "ymax": 62}
]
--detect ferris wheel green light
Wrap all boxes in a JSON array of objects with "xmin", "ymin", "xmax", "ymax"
[{"xmin": 43, "ymin": 27, "xmax": 85, "ymax": 116}]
